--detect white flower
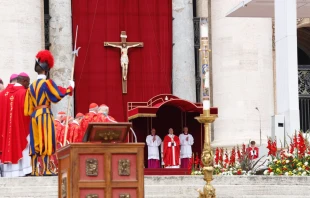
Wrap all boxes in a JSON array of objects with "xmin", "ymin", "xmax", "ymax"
[
  {"xmin": 264, "ymin": 170, "xmax": 269, "ymax": 175},
  {"xmin": 273, "ymin": 159, "xmax": 277, "ymax": 162},
  {"xmin": 305, "ymin": 153, "xmax": 308, "ymax": 157},
  {"xmin": 305, "ymin": 162, "xmax": 308, "ymax": 166},
  {"xmin": 302, "ymin": 172, "xmax": 307, "ymax": 176},
  {"xmin": 270, "ymin": 172, "xmax": 274, "ymax": 176},
  {"xmin": 298, "ymin": 167, "xmax": 302, "ymax": 171},
  {"xmin": 287, "ymin": 153, "xmax": 293, "ymax": 157},
  {"xmin": 284, "ymin": 172, "xmax": 289, "ymax": 176},
  {"xmin": 286, "ymin": 160, "xmax": 290, "ymax": 164}
]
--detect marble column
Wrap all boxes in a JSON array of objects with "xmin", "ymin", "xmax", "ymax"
[
  {"xmin": 0, "ymin": 0, "xmax": 43, "ymax": 85},
  {"xmin": 211, "ymin": 0, "xmax": 274, "ymax": 147},
  {"xmin": 173, "ymin": 0, "xmax": 196, "ymax": 102},
  {"xmin": 274, "ymin": 0, "xmax": 299, "ymax": 135},
  {"xmin": 49, "ymin": 0, "xmax": 74, "ymax": 116},
  {"xmin": 196, "ymin": 0, "xmax": 208, "ymax": 18}
]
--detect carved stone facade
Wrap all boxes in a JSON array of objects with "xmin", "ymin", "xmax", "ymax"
[
  {"xmin": 49, "ymin": 0, "xmax": 74, "ymax": 116},
  {"xmin": 172, "ymin": 0, "xmax": 196, "ymax": 102},
  {"xmin": 0, "ymin": 1, "xmax": 43, "ymax": 85},
  {"xmin": 211, "ymin": 0, "xmax": 274, "ymax": 147}
]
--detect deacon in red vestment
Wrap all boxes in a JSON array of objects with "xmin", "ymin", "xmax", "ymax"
[
  {"xmin": 163, "ymin": 128, "xmax": 181, "ymax": 168},
  {"xmin": 68, "ymin": 113, "xmax": 84, "ymax": 142},
  {"xmin": 97, "ymin": 104, "xmax": 116, "ymax": 123},
  {"xmin": 0, "ymin": 72, "xmax": 32, "ymax": 177},
  {"xmin": 246, "ymin": 141, "xmax": 259, "ymax": 160},
  {"xmin": 55, "ymin": 111, "xmax": 66, "ymax": 143},
  {"xmin": 80, "ymin": 103, "xmax": 99, "ymax": 137}
]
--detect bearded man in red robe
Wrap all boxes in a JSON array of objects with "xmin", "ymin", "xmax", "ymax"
[
  {"xmin": 163, "ymin": 128, "xmax": 181, "ymax": 168},
  {"xmin": 0, "ymin": 72, "xmax": 32, "ymax": 177}
]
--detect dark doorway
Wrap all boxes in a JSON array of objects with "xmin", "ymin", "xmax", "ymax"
[
  {"xmin": 131, "ymin": 105, "xmax": 203, "ymax": 168},
  {"xmin": 298, "ymin": 27, "xmax": 310, "ymax": 132}
]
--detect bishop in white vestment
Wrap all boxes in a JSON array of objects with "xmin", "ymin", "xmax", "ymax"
[
  {"xmin": 146, "ymin": 128, "xmax": 162, "ymax": 168},
  {"xmin": 179, "ymin": 127, "xmax": 194, "ymax": 168}
]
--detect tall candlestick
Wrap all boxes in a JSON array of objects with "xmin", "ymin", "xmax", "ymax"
[{"xmin": 203, "ymin": 100, "xmax": 210, "ymax": 110}]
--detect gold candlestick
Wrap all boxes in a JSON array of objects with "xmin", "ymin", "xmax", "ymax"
[{"xmin": 196, "ymin": 109, "xmax": 217, "ymax": 198}]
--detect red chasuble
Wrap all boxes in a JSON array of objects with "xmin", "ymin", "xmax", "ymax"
[
  {"xmin": 80, "ymin": 112, "xmax": 98, "ymax": 138},
  {"xmin": 0, "ymin": 85, "xmax": 30, "ymax": 164},
  {"xmin": 163, "ymin": 134, "xmax": 181, "ymax": 167},
  {"xmin": 68, "ymin": 121, "xmax": 81, "ymax": 143},
  {"xmin": 55, "ymin": 120, "xmax": 63, "ymax": 143},
  {"xmin": 97, "ymin": 114, "xmax": 116, "ymax": 123}
]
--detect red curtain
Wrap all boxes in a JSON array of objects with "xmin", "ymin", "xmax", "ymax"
[{"xmin": 72, "ymin": 0, "xmax": 172, "ymax": 121}]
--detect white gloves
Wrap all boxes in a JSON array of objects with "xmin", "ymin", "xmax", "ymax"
[{"xmin": 69, "ymin": 80, "xmax": 75, "ymax": 89}]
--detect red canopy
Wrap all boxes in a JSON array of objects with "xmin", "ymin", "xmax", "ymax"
[{"xmin": 127, "ymin": 94, "xmax": 203, "ymax": 120}]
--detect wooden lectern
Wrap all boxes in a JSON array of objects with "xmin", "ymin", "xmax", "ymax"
[{"xmin": 57, "ymin": 122, "xmax": 145, "ymax": 198}]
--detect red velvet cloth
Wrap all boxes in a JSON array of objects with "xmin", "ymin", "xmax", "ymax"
[
  {"xmin": 72, "ymin": 0, "xmax": 172, "ymax": 121},
  {"xmin": 0, "ymin": 86, "xmax": 29, "ymax": 164}
]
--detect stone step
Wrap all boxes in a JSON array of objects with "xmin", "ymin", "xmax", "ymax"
[{"xmin": 0, "ymin": 176, "xmax": 309, "ymax": 198}]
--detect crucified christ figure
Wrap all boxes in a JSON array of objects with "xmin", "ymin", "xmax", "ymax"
[{"xmin": 105, "ymin": 42, "xmax": 142, "ymax": 81}]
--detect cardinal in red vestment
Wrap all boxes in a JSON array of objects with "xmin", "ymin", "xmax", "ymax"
[
  {"xmin": 68, "ymin": 113, "xmax": 84, "ymax": 142},
  {"xmin": 163, "ymin": 128, "xmax": 181, "ymax": 168},
  {"xmin": 97, "ymin": 104, "xmax": 116, "ymax": 123},
  {"xmin": 55, "ymin": 111, "xmax": 66, "ymax": 143},
  {"xmin": 80, "ymin": 103, "xmax": 99, "ymax": 137},
  {"xmin": 0, "ymin": 72, "xmax": 32, "ymax": 177}
]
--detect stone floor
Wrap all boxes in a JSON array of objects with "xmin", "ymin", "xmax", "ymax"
[{"xmin": 0, "ymin": 176, "xmax": 310, "ymax": 197}]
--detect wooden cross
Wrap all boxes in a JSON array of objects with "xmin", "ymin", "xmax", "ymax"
[{"xmin": 104, "ymin": 31, "xmax": 144, "ymax": 94}]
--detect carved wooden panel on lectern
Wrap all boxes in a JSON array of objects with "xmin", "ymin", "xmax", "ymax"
[
  {"xmin": 86, "ymin": 158, "xmax": 98, "ymax": 176},
  {"xmin": 118, "ymin": 159, "xmax": 130, "ymax": 176},
  {"xmin": 120, "ymin": 194, "xmax": 130, "ymax": 198},
  {"xmin": 85, "ymin": 194, "xmax": 98, "ymax": 198},
  {"xmin": 61, "ymin": 177, "xmax": 67, "ymax": 198}
]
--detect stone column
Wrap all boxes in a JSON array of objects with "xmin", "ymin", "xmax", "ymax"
[
  {"xmin": 0, "ymin": 0, "xmax": 43, "ymax": 85},
  {"xmin": 49, "ymin": 0, "xmax": 74, "ymax": 116},
  {"xmin": 173, "ymin": 0, "xmax": 196, "ymax": 102},
  {"xmin": 274, "ymin": 0, "xmax": 299, "ymax": 135},
  {"xmin": 211, "ymin": 0, "xmax": 274, "ymax": 147}
]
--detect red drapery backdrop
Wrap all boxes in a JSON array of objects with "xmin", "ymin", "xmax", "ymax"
[{"xmin": 72, "ymin": 0, "xmax": 172, "ymax": 121}]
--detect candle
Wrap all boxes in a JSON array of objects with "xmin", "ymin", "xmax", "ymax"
[{"xmin": 203, "ymin": 100, "xmax": 210, "ymax": 110}]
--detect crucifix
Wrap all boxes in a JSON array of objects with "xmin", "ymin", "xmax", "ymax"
[{"xmin": 104, "ymin": 31, "xmax": 144, "ymax": 94}]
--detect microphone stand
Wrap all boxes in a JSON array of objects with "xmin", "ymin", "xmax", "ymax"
[{"xmin": 255, "ymin": 107, "xmax": 262, "ymax": 146}]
